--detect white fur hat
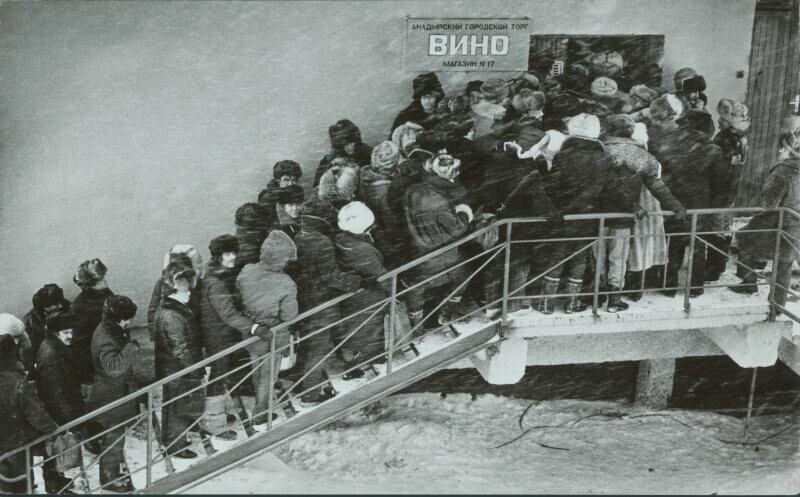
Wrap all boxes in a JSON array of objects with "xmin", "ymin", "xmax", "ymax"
[
  {"xmin": 338, "ymin": 201, "xmax": 375, "ymax": 235},
  {"xmin": 567, "ymin": 113, "xmax": 601, "ymax": 139},
  {"xmin": 163, "ymin": 244, "xmax": 203, "ymax": 272},
  {"xmin": 0, "ymin": 313, "xmax": 25, "ymax": 338}
]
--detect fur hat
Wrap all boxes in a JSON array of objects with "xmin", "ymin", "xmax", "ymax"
[
  {"xmin": 0, "ymin": 313, "xmax": 25, "ymax": 339},
  {"xmin": 338, "ymin": 201, "xmax": 375, "ymax": 235},
  {"xmin": 590, "ymin": 77, "xmax": 619, "ymax": 98},
  {"xmin": 301, "ymin": 197, "xmax": 338, "ymax": 228},
  {"xmin": 717, "ymin": 98, "xmax": 749, "ymax": 126},
  {"xmin": 567, "ymin": 113, "xmax": 601, "ymax": 139},
  {"xmin": 161, "ymin": 263, "xmax": 197, "ymax": 297},
  {"xmin": 163, "ymin": 244, "xmax": 202, "ymax": 271},
  {"xmin": 278, "ymin": 185, "xmax": 305, "ymax": 205},
  {"xmin": 649, "ymin": 94, "xmax": 684, "ymax": 123},
  {"xmin": 235, "ymin": 203, "xmax": 269, "ymax": 229},
  {"xmin": 73, "ymin": 259, "xmax": 107, "ymax": 289},
  {"xmin": 32, "ymin": 284, "xmax": 69, "ymax": 313},
  {"xmin": 329, "ymin": 119, "xmax": 363, "ymax": 150},
  {"xmin": 629, "ymin": 85, "xmax": 659, "ymax": 106},
  {"xmin": 209, "ymin": 234, "xmax": 239, "ymax": 258},
  {"xmin": 679, "ymin": 109, "xmax": 716, "ymax": 138},
  {"xmin": 412, "ymin": 72, "xmax": 444, "ymax": 100},
  {"xmin": 371, "ymin": 141, "xmax": 401, "ymax": 171},
  {"xmin": 46, "ymin": 312, "xmax": 76, "ymax": 333},
  {"xmin": 391, "ymin": 122, "xmax": 425, "ymax": 156},
  {"xmin": 103, "ymin": 295, "xmax": 137, "ymax": 323},
  {"xmin": 318, "ymin": 160, "xmax": 359, "ymax": 203},
  {"xmin": 674, "ymin": 67, "xmax": 706, "ymax": 93},
  {"xmin": 603, "ymin": 114, "xmax": 635, "ymax": 139},
  {"xmin": 273, "ymin": 160, "xmax": 302, "ymax": 180},
  {"xmin": 480, "ymin": 78, "xmax": 509, "ymax": 102}
]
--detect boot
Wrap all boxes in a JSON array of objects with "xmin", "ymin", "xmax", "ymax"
[
  {"xmin": 300, "ymin": 385, "xmax": 337, "ymax": 406},
  {"xmin": 535, "ymin": 277, "xmax": 560, "ymax": 314},
  {"xmin": 606, "ymin": 286, "xmax": 629, "ymax": 313},
  {"xmin": 564, "ymin": 279, "xmax": 588, "ymax": 314},
  {"xmin": 203, "ymin": 395, "xmax": 231, "ymax": 433},
  {"xmin": 625, "ymin": 271, "xmax": 643, "ymax": 302}
]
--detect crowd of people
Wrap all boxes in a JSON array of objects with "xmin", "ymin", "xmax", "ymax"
[{"xmin": 4, "ymin": 63, "xmax": 800, "ymax": 494}]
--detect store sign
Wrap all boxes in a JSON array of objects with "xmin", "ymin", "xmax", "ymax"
[{"xmin": 404, "ymin": 17, "xmax": 531, "ymax": 72}]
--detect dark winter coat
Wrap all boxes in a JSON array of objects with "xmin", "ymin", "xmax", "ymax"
[
  {"xmin": 0, "ymin": 358, "xmax": 58, "ymax": 456},
  {"xmin": 738, "ymin": 157, "xmax": 800, "ymax": 261},
  {"xmin": 713, "ymin": 128, "xmax": 748, "ymax": 206},
  {"xmin": 542, "ymin": 137, "xmax": 620, "ymax": 235},
  {"xmin": 294, "ymin": 216, "xmax": 362, "ymax": 311},
  {"xmin": 314, "ymin": 145, "xmax": 373, "ymax": 188},
  {"xmin": 72, "ymin": 287, "xmax": 114, "ymax": 384},
  {"xmin": 199, "ymin": 262, "xmax": 257, "ymax": 358},
  {"xmin": 404, "ymin": 173, "xmax": 471, "ymax": 275},
  {"xmin": 257, "ymin": 179, "xmax": 283, "ymax": 227},
  {"xmin": 334, "ymin": 231, "xmax": 389, "ymax": 357},
  {"xmin": 154, "ymin": 297, "xmax": 204, "ymax": 379},
  {"xmin": 391, "ymin": 101, "xmax": 439, "ymax": 134},
  {"xmin": 87, "ymin": 318, "xmax": 138, "ymax": 427},
  {"xmin": 237, "ymin": 233, "xmax": 299, "ymax": 327},
  {"xmin": 359, "ymin": 166, "xmax": 407, "ymax": 268},
  {"xmin": 22, "ymin": 309, "xmax": 47, "ymax": 363},
  {"xmin": 603, "ymin": 137, "xmax": 685, "ymax": 228},
  {"xmin": 36, "ymin": 333, "xmax": 86, "ymax": 425},
  {"xmin": 235, "ymin": 223, "xmax": 270, "ymax": 276},
  {"xmin": 148, "ymin": 277, "xmax": 202, "ymax": 342}
]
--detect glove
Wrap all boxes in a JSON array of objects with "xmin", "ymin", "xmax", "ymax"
[
  {"xmin": 673, "ymin": 206, "xmax": 688, "ymax": 222},
  {"xmin": 635, "ymin": 207, "xmax": 648, "ymax": 221},
  {"xmin": 253, "ymin": 325, "xmax": 272, "ymax": 340},
  {"xmin": 454, "ymin": 203, "xmax": 474, "ymax": 223}
]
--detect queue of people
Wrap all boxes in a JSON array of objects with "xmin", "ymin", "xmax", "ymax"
[{"xmin": 3, "ymin": 64, "xmax": 793, "ymax": 495}]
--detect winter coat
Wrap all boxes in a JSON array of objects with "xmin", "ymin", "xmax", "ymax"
[
  {"xmin": 72, "ymin": 287, "xmax": 114, "ymax": 384},
  {"xmin": 22, "ymin": 309, "xmax": 47, "ymax": 362},
  {"xmin": 738, "ymin": 157, "xmax": 800, "ymax": 261},
  {"xmin": 471, "ymin": 100, "xmax": 507, "ymax": 138},
  {"xmin": 359, "ymin": 166, "xmax": 407, "ymax": 268},
  {"xmin": 404, "ymin": 173, "xmax": 471, "ymax": 276},
  {"xmin": 334, "ymin": 231, "xmax": 389, "ymax": 357},
  {"xmin": 87, "ymin": 318, "xmax": 139, "ymax": 427},
  {"xmin": 511, "ymin": 117, "xmax": 546, "ymax": 151},
  {"xmin": 314, "ymin": 145, "xmax": 372, "ymax": 188},
  {"xmin": 391, "ymin": 101, "xmax": 438, "ymax": 134},
  {"xmin": 237, "ymin": 233, "xmax": 299, "ymax": 327},
  {"xmin": 542, "ymin": 137, "xmax": 621, "ymax": 235},
  {"xmin": 257, "ymin": 179, "xmax": 283, "ymax": 227},
  {"xmin": 294, "ymin": 216, "xmax": 362, "ymax": 311},
  {"xmin": 199, "ymin": 262, "xmax": 257, "ymax": 358},
  {"xmin": 36, "ymin": 333, "xmax": 86, "ymax": 425},
  {"xmin": 148, "ymin": 277, "xmax": 202, "ymax": 342},
  {"xmin": 603, "ymin": 137, "xmax": 685, "ymax": 228},
  {"xmin": 713, "ymin": 128, "xmax": 748, "ymax": 207},
  {"xmin": 154, "ymin": 297, "xmax": 204, "ymax": 379},
  {"xmin": 0, "ymin": 358, "xmax": 58, "ymax": 456}
]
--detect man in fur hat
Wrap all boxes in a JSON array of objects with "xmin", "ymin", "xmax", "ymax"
[
  {"xmin": 673, "ymin": 67, "xmax": 707, "ymax": 112},
  {"xmin": 315, "ymin": 120, "xmax": 372, "ymax": 187},
  {"xmin": 391, "ymin": 72, "xmax": 446, "ymax": 134},
  {"xmin": 258, "ymin": 160, "xmax": 303, "ymax": 226},
  {"xmin": 22, "ymin": 284, "xmax": 71, "ymax": 366},
  {"xmin": 72, "ymin": 259, "xmax": 114, "ymax": 384}
]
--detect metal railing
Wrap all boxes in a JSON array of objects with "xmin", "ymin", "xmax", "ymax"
[{"xmin": 4, "ymin": 205, "xmax": 799, "ymax": 494}]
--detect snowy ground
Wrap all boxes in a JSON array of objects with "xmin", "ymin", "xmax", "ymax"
[{"xmin": 189, "ymin": 393, "xmax": 800, "ymax": 495}]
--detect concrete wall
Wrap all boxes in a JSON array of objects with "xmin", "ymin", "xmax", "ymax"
[{"xmin": 0, "ymin": 0, "xmax": 756, "ymax": 321}]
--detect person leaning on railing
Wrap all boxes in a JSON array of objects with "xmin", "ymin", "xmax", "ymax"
[
  {"xmin": 0, "ymin": 314, "xmax": 59, "ymax": 494},
  {"xmin": 731, "ymin": 115, "xmax": 800, "ymax": 303},
  {"xmin": 86, "ymin": 295, "xmax": 139, "ymax": 493}
]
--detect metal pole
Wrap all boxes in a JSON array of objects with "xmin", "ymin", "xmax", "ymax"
[
  {"xmin": 387, "ymin": 275, "xmax": 397, "ymax": 375},
  {"xmin": 25, "ymin": 447, "xmax": 31, "ymax": 494},
  {"xmin": 146, "ymin": 387, "xmax": 154, "ymax": 486},
  {"xmin": 743, "ymin": 367, "xmax": 758, "ymax": 441},
  {"xmin": 501, "ymin": 222, "xmax": 512, "ymax": 323},
  {"xmin": 768, "ymin": 210, "xmax": 784, "ymax": 321},
  {"xmin": 267, "ymin": 332, "xmax": 276, "ymax": 431},
  {"xmin": 593, "ymin": 218, "xmax": 606, "ymax": 318},
  {"xmin": 683, "ymin": 213, "xmax": 698, "ymax": 313}
]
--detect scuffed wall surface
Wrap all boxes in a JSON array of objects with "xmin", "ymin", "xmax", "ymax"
[{"xmin": 0, "ymin": 0, "xmax": 756, "ymax": 319}]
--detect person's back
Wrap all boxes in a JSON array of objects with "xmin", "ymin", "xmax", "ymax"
[
  {"xmin": 404, "ymin": 172, "xmax": 469, "ymax": 257},
  {"xmin": 648, "ymin": 124, "xmax": 714, "ymax": 210},
  {"xmin": 36, "ymin": 317, "xmax": 84, "ymax": 425}
]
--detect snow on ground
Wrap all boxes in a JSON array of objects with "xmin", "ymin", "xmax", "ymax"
[{"xmin": 190, "ymin": 393, "xmax": 800, "ymax": 495}]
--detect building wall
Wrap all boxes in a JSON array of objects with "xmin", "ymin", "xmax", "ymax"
[{"xmin": 0, "ymin": 0, "xmax": 756, "ymax": 320}]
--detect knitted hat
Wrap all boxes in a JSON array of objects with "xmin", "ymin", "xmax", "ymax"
[
  {"xmin": 480, "ymin": 78, "xmax": 509, "ymax": 102},
  {"xmin": 412, "ymin": 72, "xmax": 444, "ymax": 100},
  {"xmin": 603, "ymin": 114, "xmax": 635, "ymax": 138},
  {"xmin": 329, "ymin": 119, "xmax": 362, "ymax": 150},
  {"xmin": 567, "ymin": 113, "xmax": 601, "ymax": 139},
  {"xmin": 209, "ymin": 234, "xmax": 239, "ymax": 258},
  {"xmin": 278, "ymin": 185, "xmax": 305, "ymax": 205},
  {"xmin": 649, "ymin": 94, "xmax": 684, "ymax": 123},
  {"xmin": 717, "ymin": 98, "xmax": 749, "ymax": 126},
  {"xmin": 629, "ymin": 85, "xmax": 659, "ymax": 106},
  {"xmin": 590, "ymin": 77, "xmax": 619, "ymax": 98},
  {"xmin": 0, "ymin": 313, "xmax": 25, "ymax": 339},
  {"xmin": 32, "ymin": 284, "xmax": 69, "ymax": 312},
  {"xmin": 273, "ymin": 160, "xmax": 302, "ymax": 180},
  {"xmin": 371, "ymin": 141, "xmax": 401, "ymax": 171},
  {"xmin": 338, "ymin": 201, "xmax": 376, "ymax": 235},
  {"xmin": 46, "ymin": 312, "xmax": 76, "ymax": 333},
  {"xmin": 103, "ymin": 295, "xmax": 137, "ymax": 322},
  {"xmin": 73, "ymin": 259, "xmax": 107, "ymax": 289}
]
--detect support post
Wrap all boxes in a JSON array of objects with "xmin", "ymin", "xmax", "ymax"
[
  {"xmin": 267, "ymin": 332, "xmax": 276, "ymax": 430},
  {"xmin": 683, "ymin": 213, "xmax": 698, "ymax": 313},
  {"xmin": 634, "ymin": 358, "xmax": 675, "ymax": 410},
  {"xmin": 146, "ymin": 387, "xmax": 154, "ymax": 486},
  {"xmin": 593, "ymin": 218, "xmax": 606, "ymax": 318},
  {"xmin": 387, "ymin": 275, "xmax": 397, "ymax": 375},
  {"xmin": 501, "ymin": 222, "xmax": 512, "ymax": 321},
  {"xmin": 769, "ymin": 209, "xmax": 784, "ymax": 321}
]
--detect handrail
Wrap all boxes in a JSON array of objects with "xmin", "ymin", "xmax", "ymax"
[{"xmin": 0, "ymin": 205, "xmax": 786, "ymax": 467}]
